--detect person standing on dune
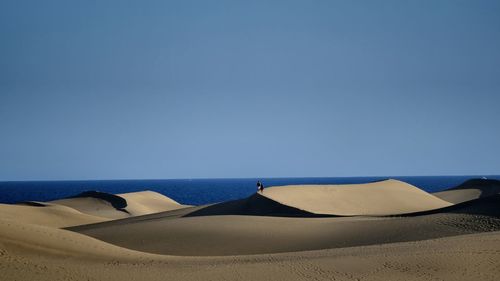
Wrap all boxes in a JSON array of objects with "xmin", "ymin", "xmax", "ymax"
[{"xmin": 257, "ymin": 181, "xmax": 264, "ymax": 193}]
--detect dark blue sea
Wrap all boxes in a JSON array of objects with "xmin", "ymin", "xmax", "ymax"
[{"xmin": 1, "ymin": 175, "xmax": 499, "ymax": 206}]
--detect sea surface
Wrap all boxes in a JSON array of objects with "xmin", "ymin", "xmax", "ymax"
[{"xmin": 1, "ymin": 175, "xmax": 499, "ymax": 206}]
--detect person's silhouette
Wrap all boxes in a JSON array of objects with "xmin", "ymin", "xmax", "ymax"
[{"xmin": 257, "ymin": 181, "xmax": 264, "ymax": 193}]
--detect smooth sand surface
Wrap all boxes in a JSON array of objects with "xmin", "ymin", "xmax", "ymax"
[
  {"xmin": 69, "ymin": 193, "xmax": 500, "ymax": 256},
  {"xmin": 433, "ymin": 189, "xmax": 483, "ymax": 204},
  {"xmin": 0, "ymin": 202, "xmax": 108, "ymax": 228},
  {"xmin": 1, "ymin": 219, "xmax": 500, "ymax": 281},
  {"xmin": 2, "ymin": 178, "xmax": 500, "ymax": 280},
  {"xmin": 51, "ymin": 190, "xmax": 187, "ymax": 219},
  {"xmin": 433, "ymin": 179, "xmax": 500, "ymax": 204},
  {"xmin": 0, "ymin": 190, "xmax": 188, "ymax": 229},
  {"xmin": 50, "ymin": 197, "xmax": 131, "ymax": 219},
  {"xmin": 117, "ymin": 190, "xmax": 188, "ymax": 216},
  {"xmin": 261, "ymin": 179, "xmax": 452, "ymax": 216}
]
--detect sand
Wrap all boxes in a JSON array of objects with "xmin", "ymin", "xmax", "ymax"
[
  {"xmin": 50, "ymin": 190, "xmax": 188, "ymax": 219},
  {"xmin": 261, "ymin": 179, "xmax": 452, "ymax": 216},
  {"xmin": 0, "ymin": 190, "xmax": 187, "ymax": 229},
  {"xmin": 69, "ymin": 189, "xmax": 500, "ymax": 256},
  {"xmin": 1, "ymin": 220, "xmax": 500, "ymax": 281},
  {"xmin": 433, "ymin": 178, "xmax": 500, "ymax": 204},
  {"xmin": 1, "ymin": 178, "xmax": 500, "ymax": 280},
  {"xmin": 117, "ymin": 190, "xmax": 188, "ymax": 216},
  {"xmin": 0, "ymin": 202, "xmax": 108, "ymax": 228}
]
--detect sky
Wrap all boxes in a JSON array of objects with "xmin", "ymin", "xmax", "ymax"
[{"xmin": 1, "ymin": 0, "xmax": 499, "ymax": 181}]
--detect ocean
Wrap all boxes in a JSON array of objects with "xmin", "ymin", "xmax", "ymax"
[{"xmin": 0, "ymin": 175, "xmax": 499, "ymax": 206}]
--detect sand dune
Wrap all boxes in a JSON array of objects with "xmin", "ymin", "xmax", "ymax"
[
  {"xmin": 117, "ymin": 190, "xmax": 188, "ymax": 216},
  {"xmin": 259, "ymin": 179, "xmax": 452, "ymax": 216},
  {"xmin": 433, "ymin": 178, "xmax": 500, "ymax": 204},
  {"xmin": 50, "ymin": 190, "xmax": 187, "ymax": 219},
  {"xmin": 185, "ymin": 193, "xmax": 324, "ymax": 217},
  {"xmin": 50, "ymin": 195, "xmax": 131, "ymax": 219},
  {"xmin": 0, "ymin": 190, "xmax": 187, "ymax": 228},
  {"xmin": 69, "ymin": 193, "xmax": 500, "ymax": 256},
  {"xmin": 0, "ymin": 218, "xmax": 148, "ymax": 260},
  {"xmin": 187, "ymin": 179, "xmax": 454, "ymax": 218},
  {"xmin": 0, "ymin": 202, "xmax": 108, "ymax": 228},
  {"xmin": 2, "ymin": 217, "xmax": 500, "ymax": 281}
]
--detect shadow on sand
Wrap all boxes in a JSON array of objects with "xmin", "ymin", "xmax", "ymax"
[{"xmin": 184, "ymin": 193, "xmax": 334, "ymax": 218}]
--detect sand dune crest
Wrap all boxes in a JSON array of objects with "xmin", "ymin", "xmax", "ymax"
[
  {"xmin": 433, "ymin": 179, "xmax": 500, "ymax": 204},
  {"xmin": 260, "ymin": 179, "xmax": 452, "ymax": 216},
  {"xmin": 50, "ymin": 190, "xmax": 187, "ymax": 219}
]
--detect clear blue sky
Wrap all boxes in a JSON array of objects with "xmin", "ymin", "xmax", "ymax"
[{"xmin": 1, "ymin": 0, "xmax": 499, "ymax": 181}]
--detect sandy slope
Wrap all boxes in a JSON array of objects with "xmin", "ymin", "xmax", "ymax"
[
  {"xmin": 0, "ymin": 190, "xmax": 188, "ymax": 229},
  {"xmin": 1, "ymin": 218, "xmax": 499, "ymax": 281},
  {"xmin": 70, "ymin": 194, "xmax": 500, "ymax": 256},
  {"xmin": 261, "ymin": 179, "xmax": 452, "ymax": 216},
  {"xmin": 50, "ymin": 190, "xmax": 187, "ymax": 219},
  {"xmin": 117, "ymin": 190, "xmax": 188, "ymax": 216},
  {"xmin": 50, "ymin": 196, "xmax": 131, "ymax": 219},
  {"xmin": 433, "ymin": 179, "xmax": 500, "ymax": 204},
  {"xmin": 0, "ymin": 202, "xmax": 108, "ymax": 228},
  {"xmin": 0, "ymin": 218, "xmax": 145, "ymax": 260}
]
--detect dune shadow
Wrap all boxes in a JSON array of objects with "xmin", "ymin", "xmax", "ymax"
[
  {"xmin": 445, "ymin": 178, "xmax": 500, "ymax": 195},
  {"xmin": 390, "ymin": 194, "xmax": 500, "ymax": 218},
  {"xmin": 69, "ymin": 191, "xmax": 130, "ymax": 214},
  {"xmin": 184, "ymin": 193, "xmax": 334, "ymax": 218},
  {"xmin": 17, "ymin": 201, "xmax": 50, "ymax": 207},
  {"xmin": 186, "ymin": 179, "xmax": 500, "ymax": 218}
]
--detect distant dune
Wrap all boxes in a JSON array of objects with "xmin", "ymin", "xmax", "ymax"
[
  {"xmin": 117, "ymin": 190, "xmax": 188, "ymax": 216},
  {"xmin": 50, "ymin": 190, "xmax": 188, "ymax": 219},
  {"xmin": 0, "ymin": 190, "xmax": 189, "ymax": 229},
  {"xmin": 0, "ymin": 202, "xmax": 108, "ymax": 228},
  {"xmin": 186, "ymin": 179, "xmax": 453, "ymax": 217},
  {"xmin": 433, "ymin": 178, "xmax": 500, "ymax": 204},
  {"xmin": 261, "ymin": 179, "xmax": 452, "ymax": 216}
]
